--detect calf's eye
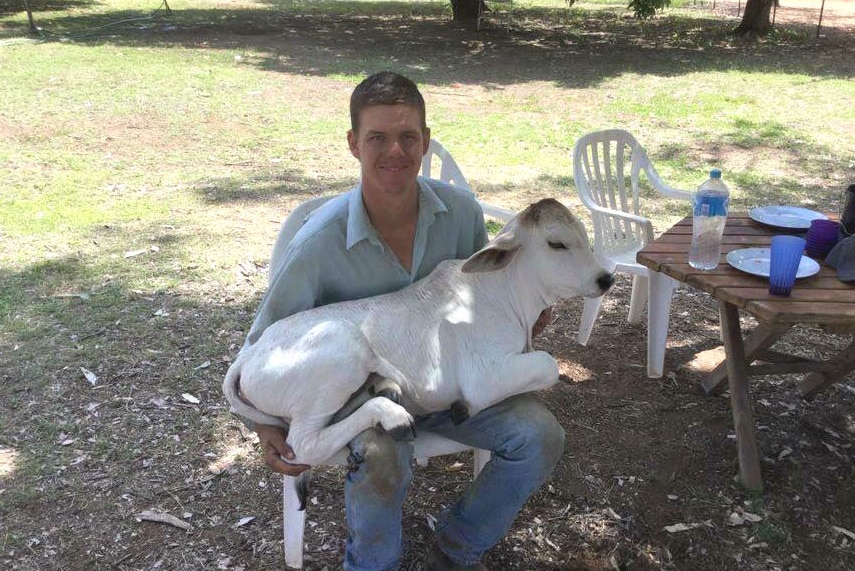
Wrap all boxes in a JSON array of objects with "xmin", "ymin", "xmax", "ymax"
[{"xmin": 548, "ymin": 241, "xmax": 567, "ymax": 250}]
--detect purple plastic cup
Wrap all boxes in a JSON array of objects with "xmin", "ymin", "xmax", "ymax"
[
  {"xmin": 769, "ymin": 235, "xmax": 806, "ymax": 296},
  {"xmin": 805, "ymin": 219, "xmax": 840, "ymax": 258}
]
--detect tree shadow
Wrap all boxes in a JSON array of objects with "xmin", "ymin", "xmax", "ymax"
[
  {"xmin": 193, "ymin": 166, "xmax": 355, "ymax": 204},
  {"xmin": 8, "ymin": 3, "xmax": 853, "ymax": 89},
  {"xmin": 0, "ymin": 0, "xmax": 95, "ymax": 18}
]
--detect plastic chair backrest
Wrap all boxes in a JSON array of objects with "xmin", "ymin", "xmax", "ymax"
[
  {"xmin": 270, "ymin": 139, "xmax": 512, "ymax": 284},
  {"xmin": 423, "ymin": 140, "xmax": 514, "ymax": 222},
  {"xmin": 421, "ymin": 139, "xmax": 471, "ymax": 191},
  {"xmin": 573, "ymin": 129, "xmax": 654, "ymax": 261}
]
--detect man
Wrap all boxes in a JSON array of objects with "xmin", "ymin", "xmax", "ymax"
[{"xmin": 234, "ymin": 71, "xmax": 563, "ymax": 571}]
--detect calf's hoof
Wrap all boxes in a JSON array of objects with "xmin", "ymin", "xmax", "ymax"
[
  {"xmin": 384, "ymin": 421, "xmax": 418, "ymax": 442},
  {"xmin": 450, "ymin": 400, "xmax": 470, "ymax": 425},
  {"xmin": 370, "ymin": 376, "xmax": 403, "ymax": 404}
]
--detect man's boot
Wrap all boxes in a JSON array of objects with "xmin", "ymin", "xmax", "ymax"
[{"xmin": 422, "ymin": 543, "xmax": 488, "ymax": 571}]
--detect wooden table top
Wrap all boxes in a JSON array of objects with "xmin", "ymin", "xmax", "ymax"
[{"xmin": 637, "ymin": 213, "xmax": 855, "ymax": 326}]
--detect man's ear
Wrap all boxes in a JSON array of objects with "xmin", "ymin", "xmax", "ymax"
[
  {"xmin": 347, "ymin": 130, "xmax": 360, "ymax": 160},
  {"xmin": 421, "ymin": 127, "xmax": 431, "ymax": 155}
]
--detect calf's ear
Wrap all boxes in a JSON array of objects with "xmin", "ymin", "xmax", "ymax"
[{"xmin": 462, "ymin": 232, "xmax": 521, "ymax": 274}]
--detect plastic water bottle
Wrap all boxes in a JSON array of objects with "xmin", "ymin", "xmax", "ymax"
[{"xmin": 688, "ymin": 169, "xmax": 730, "ymax": 270}]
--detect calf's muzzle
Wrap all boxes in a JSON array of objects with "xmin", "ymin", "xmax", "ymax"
[{"xmin": 596, "ymin": 272, "xmax": 614, "ymax": 294}]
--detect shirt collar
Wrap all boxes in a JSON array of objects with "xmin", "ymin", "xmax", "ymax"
[{"xmin": 345, "ymin": 177, "xmax": 448, "ymax": 250}]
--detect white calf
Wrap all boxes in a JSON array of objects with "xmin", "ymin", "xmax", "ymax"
[{"xmin": 223, "ymin": 198, "xmax": 613, "ymax": 466}]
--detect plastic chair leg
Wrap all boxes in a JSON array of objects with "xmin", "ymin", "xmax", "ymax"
[
  {"xmin": 282, "ymin": 448, "xmax": 487, "ymax": 567},
  {"xmin": 473, "ymin": 449, "xmax": 490, "ymax": 477},
  {"xmin": 646, "ymin": 272, "xmax": 677, "ymax": 378},
  {"xmin": 577, "ymin": 295, "xmax": 605, "ymax": 345},
  {"xmin": 283, "ymin": 474, "xmax": 306, "ymax": 569},
  {"xmin": 627, "ymin": 274, "xmax": 648, "ymax": 325}
]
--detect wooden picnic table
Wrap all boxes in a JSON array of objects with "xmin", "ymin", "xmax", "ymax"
[{"xmin": 637, "ymin": 212, "xmax": 855, "ymax": 491}]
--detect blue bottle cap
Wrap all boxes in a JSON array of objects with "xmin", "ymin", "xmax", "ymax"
[{"xmin": 710, "ymin": 168, "xmax": 722, "ymax": 179}]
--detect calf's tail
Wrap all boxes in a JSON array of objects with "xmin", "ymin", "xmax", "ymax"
[
  {"xmin": 222, "ymin": 359, "xmax": 288, "ymax": 428},
  {"xmin": 294, "ymin": 470, "xmax": 313, "ymax": 511}
]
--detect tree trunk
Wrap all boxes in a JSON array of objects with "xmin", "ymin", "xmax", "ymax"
[
  {"xmin": 22, "ymin": 0, "xmax": 37, "ymax": 32},
  {"xmin": 734, "ymin": 0, "xmax": 774, "ymax": 36},
  {"xmin": 450, "ymin": 0, "xmax": 481, "ymax": 23}
]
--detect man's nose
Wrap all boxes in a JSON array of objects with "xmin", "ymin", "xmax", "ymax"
[{"xmin": 386, "ymin": 139, "xmax": 406, "ymax": 156}]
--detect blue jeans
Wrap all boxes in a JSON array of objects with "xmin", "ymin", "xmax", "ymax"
[{"xmin": 343, "ymin": 394, "xmax": 565, "ymax": 571}]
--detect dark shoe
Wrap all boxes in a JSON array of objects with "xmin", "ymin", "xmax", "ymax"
[{"xmin": 422, "ymin": 543, "xmax": 488, "ymax": 571}]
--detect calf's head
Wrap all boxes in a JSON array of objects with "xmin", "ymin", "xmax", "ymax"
[{"xmin": 462, "ymin": 198, "xmax": 613, "ymax": 301}]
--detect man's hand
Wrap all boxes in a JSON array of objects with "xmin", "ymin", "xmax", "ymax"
[
  {"xmin": 254, "ymin": 423, "xmax": 310, "ymax": 476},
  {"xmin": 532, "ymin": 307, "xmax": 553, "ymax": 338}
]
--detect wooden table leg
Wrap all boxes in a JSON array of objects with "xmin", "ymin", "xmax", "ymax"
[
  {"xmin": 701, "ymin": 322, "xmax": 791, "ymax": 395},
  {"xmin": 719, "ymin": 301, "xmax": 763, "ymax": 491},
  {"xmin": 800, "ymin": 335, "xmax": 855, "ymax": 399}
]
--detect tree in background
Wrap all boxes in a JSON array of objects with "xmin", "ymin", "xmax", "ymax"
[
  {"xmin": 628, "ymin": 0, "xmax": 671, "ymax": 19},
  {"xmin": 734, "ymin": 0, "xmax": 776, "ymax": 35},
  {"xmin": 22, "ymin": 0, "xmax": 38, "ymax": 31},
  {"xmin": 450, "ymin": 0, "xmax": 481, "ymax": 22}
]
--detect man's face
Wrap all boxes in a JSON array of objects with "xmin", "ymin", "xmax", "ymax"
[{"xmin": 347, "ymin": 104, "xmax": 430, "ymax": 200}]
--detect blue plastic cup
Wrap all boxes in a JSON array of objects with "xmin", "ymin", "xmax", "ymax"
[
  {"xmin": 769, "ymin": 235, "xmax": 806, "ymax": 296},
  {"xmin": 805, "ymin": 219, "xmax": 840, "ymax": 258}
]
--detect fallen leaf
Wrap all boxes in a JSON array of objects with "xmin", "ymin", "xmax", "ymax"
[
  {"xmin": 445, "ymin": 461, "xmax": 465, "ymax": 472},
  {"xmin": 80, "ymin": 367, "xmax": 98, "ymax": 386},
  {"xmin": 664, "ymin": 523, "xmax": 696, "ymax": 533},
  {"xmin": 726, "ymin": 511, "xmax": 762, "ymax": 526},
  {"xmin": 832, "ymin": 525, "xmax": 855, "ymax": 541},
  {"xmin": 135, "ymin": 510, "xmax": 192, "ymax": 531},
  {"xmin": 53, "ymin": 292, "xmax": 91, "ymax": 300}
]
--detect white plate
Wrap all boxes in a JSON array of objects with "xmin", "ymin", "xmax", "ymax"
[
  {"xmin": 748, "ymin": 205, "xmax": 828, "ymax": 229},
  {"xmin": 726, "ymin": 247, "xmax": 820, "ymax": 279}
]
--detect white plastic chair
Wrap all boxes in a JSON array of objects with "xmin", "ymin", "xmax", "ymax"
[
  {"xmin": 572, "ymin": 129, "xmax": 692, "ymax": 378},
  {"xmin": 420, "ymin": 139, "xmax": 515, "ymax": 223},
  {"xmin": 272, "ymin": 138, "xmax": 500, "ymax": 568}
]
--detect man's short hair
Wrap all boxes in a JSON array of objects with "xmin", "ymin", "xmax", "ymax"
[{"xmin": 350, "ymin": 71, "xmax": 427, "ymax": 133}]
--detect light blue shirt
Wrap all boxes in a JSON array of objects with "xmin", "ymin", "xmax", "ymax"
[{"xmin": 244, "ymin": 177, "xmax": 488, "ymax": 348}]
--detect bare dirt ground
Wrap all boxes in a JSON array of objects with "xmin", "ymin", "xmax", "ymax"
[{"xmin": 2, "ymin": 2, "xmax": 855, "ymax": 571}]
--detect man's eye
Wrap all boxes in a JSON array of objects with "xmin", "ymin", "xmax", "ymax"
[{"xmin": 548, "ymin": 241, "xmax": 567, "ymax": 250}]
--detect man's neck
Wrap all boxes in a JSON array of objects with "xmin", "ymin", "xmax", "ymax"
[
  {"xmin": 361, "ymin": 183, "xmax": 419, "ymax": 271},
  {"xmin": 361, "ymin": 184, "xmax": 419, "ymax": 232}
]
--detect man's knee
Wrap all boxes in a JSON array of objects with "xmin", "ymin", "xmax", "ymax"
[
  {"xmin": 502, "ymin": 396, "xmax": 565, "ymax": 468},
  {"xmin": 348, "ymin": 428, "xmax": 413, "ymax": 497}
]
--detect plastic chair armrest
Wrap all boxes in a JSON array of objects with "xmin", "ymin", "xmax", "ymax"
[
  {"xmin": 589, "ymin": 205, "xmax": 655, "ymax": 243},
  {"xmin": 655, "ymin": 184, "xmax": 694, "ymax": 202},
  {"xmin": 478, "ymin": 201, "xmax": 516, "ymax": 223}
]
